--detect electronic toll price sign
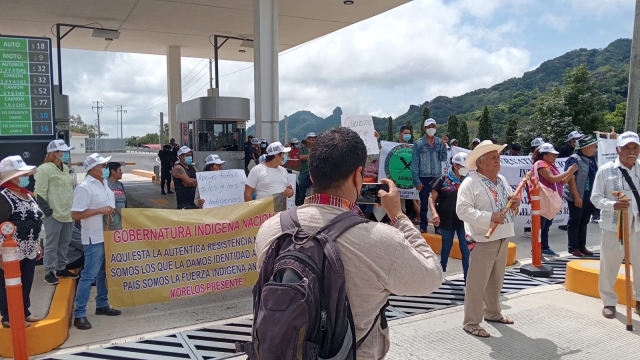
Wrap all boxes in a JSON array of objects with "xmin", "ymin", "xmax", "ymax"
[{"xmin": 0, "ymin": 35, "xmax": 54, "ymax": 137}]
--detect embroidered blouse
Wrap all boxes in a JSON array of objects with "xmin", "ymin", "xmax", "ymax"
[{"xmin": 0, "ymin": 188, "xmax": 44, "ymax": 260}]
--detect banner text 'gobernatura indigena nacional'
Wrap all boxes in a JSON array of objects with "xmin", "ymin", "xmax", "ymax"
[{"xmin": 104, "ymin": 195, "xmax": 285, "ymax": 307}]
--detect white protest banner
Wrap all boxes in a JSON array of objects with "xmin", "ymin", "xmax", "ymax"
[
  {"xmin": 596, "ymin": 136, "xmax": 617, "ymax": 166},
  {"xmin": 341, "ymin": 115, "xmax": 379, "ymax": 155},
  {"xmin": 451, "ymin": 146, "xmax": 471, "ymax": 158},
  {"xmin": 498, "ymin": 155, "xmax": 570, "ymax": 230},
  {"xmin": 287, "ymin": 173, "xmax": 297, "ymax": 209},
  {"xmin": 196, "ymin": 170, "xmax": 246, "ymax": 208},
  {"xmin": 379, "ymin": 141, "xmax": 419, "ymax": 199}
]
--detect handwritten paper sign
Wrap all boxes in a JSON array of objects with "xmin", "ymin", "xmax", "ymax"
[
  {"xmin": 287, "ymin": 173, "xmax": 298, "ymax": 209},
  {"xmin": 341, "ymin": 115, "xmax": 379, "ymax": 155},
  {"xmin": 196, "ymin": 170, "xmax": 246, "ymax": 208}
]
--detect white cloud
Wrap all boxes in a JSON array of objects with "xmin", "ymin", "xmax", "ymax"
[
  {"xmin": 540, "ymin": 14, "xmax": 570, "ymax": 31},
  {"xmin": 565, "ymin": 0, "xmax": 635, "ymax": 15}
]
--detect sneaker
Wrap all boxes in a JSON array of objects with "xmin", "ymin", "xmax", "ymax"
[
  {"xmin": 167, "ymin": 190, "xmax": 174, "ymax": 194},
  {"xmin": 522, "ymin": 231, "xmax": 532, "ymax": 238},
  {"xmin": 44, "ymin": 272, "xmax": 59, "ymax": 285},
  {"xmin": 56, "ymin": 269, "xmax": 79, "ymax": 279},
  {"xmin": 542, "ymin": 248, "xmax": 559, "ymax": 257}
]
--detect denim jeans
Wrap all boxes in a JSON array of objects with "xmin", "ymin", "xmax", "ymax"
[
  {"xmin": 418, "ymin": 177, "xmax": 436, "ymax": 231},
  {"xmin": 439, "ymin": 227, "xmax": 470, "ymax": 280},
  {"xmin": 73, "ymin": 241, "xmax": 109, "ymax": 318},
  {"xmin": 0, "ymin": 258, "xmax": 36, "ymax": 322},
  {"xmin": 42, "ymin": 216, "xmax": 73, "ymax": 274},
  {"xmin": 567, "ymin": 201, "xmax": 595, "ymax": 251},
  {"xmin": 540, "ymin": 217, "xmax": 554, "ymax": 250},
  {"xmin": 296, "ymin": 172, "xmax": 312, "ymax": 206}
]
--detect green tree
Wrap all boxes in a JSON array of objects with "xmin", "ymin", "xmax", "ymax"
[
  {"xmin": 459, "ymin": 119, "xmax": 470, "ymax": 148},
  {"xmin": 504, "ymin": 117, "xmax": 518, "ymax": 147},
  {"xmin": 604, "ymin": 101, "xmax": 627, "ymax": 132},
  {"xmin": 477, "ymin": 106, "xmax": 493, "ymax": 141},
  {"xmin": 387, "ymin": 116, "xmax": 394, "ymax": 141},
  {"xmin": 447, "ymin": 114, "xmax": 459, "ymax": 141},
  {"xmin": 420, "ymin": 106, "xmax": 431, "ymax": 136},
  {"xmin": 519, "ymin": 90, "xmax": 575, "ymax": 149},
  {"xmin": 70, "ymin": 115, "xmax": 108, "ymax": 137},
  {"xmin": 562, "ymin": 64, "xmax": 606, "ymax": 135}
]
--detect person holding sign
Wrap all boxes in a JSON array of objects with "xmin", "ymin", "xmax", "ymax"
[
  {"xmin": 195, "ymin": 154, "xmax": 225, "ymax": 208},
  {"xmin": 591, "ymin": 131, "xmax": 640, "ymax": 319},
  {"xmin": 245, "ymin": 142, "xmax": 294, "ymax": 201},
  {"xmin": 411, "ymin": 118, "xmax": 447, "ymax": 233},
  {"xmin": 172, "ymin": 146, "xmax": 199, "ymax": 210}
]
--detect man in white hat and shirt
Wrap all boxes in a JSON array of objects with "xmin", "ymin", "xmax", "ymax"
[
  {"xmin": 296, "ymin": 132, "xmax": 317, "ymax": 205},
  {"xmin": 71, "ymin": 153, "xmax": 121, "ymax": 330},
  {"xmin": 411, "ymin": 118, "xmax": 447, "ymax": 233},
  {"xmin": 195, "ymin": 154, "xmax": 226, "ymax": 208},
  {"xmin": 245, "ymin": 142, "xmax": 294, "ymax": 201},
  {"xmin": 456, "ymin": 140, "xmax": 521, "ymax": 337},
  {"xmin": 591, "ymin": 131, "xmax": 640, "ymax": 319}
]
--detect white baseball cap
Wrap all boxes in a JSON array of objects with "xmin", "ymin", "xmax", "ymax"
[
  {"xmin": 177, "ymin": 146, "xmax": 192, "ymax": 156},
  {"xmin": 83, "ymin": 153, "xmax": 112, "ymax": 170},
  {"xmin": 567, "ymin": 131, "xmax": 583, "ymax": 141},
  {"xmin": 450, "ymin": 138, "xmax": 458, "ymax": 144},
  {"xmin": 260, "ymin": 138, "xmax": 267, "ymax": 142},
  {"xmin": 205, "ymin": 154, "xmax": 225, "ymax": 165},
  {"xmin": 451, "ymin": 152, "xmax": 468, "ymax": 166},
  {"xmin": 251, "ymin": 138, "xmax": 260, "ymax": 144},
  {"xmin": 306, "ymin": 132, "xmax": 317, "ymax": 138},
  {"xmin": 472, "ymin": 138, "xmax": 481, "ymax": 144},
  {"xmin": 531, "ymin": 138, "xmax": 545, "ymax": 147},
  {"xmin": 0, "ymin": 156, "xmax": 36, "ymax": 185},
  {"xmin": 423, "ymin": 118, "xmax": 436, "ymax": 127},
  {"xmin": 617, "ymin": 131, "xmax": 640, "ymax": 148},
  {"xmin": 538, "ymin": 143, "xmax": 559, "ymax": 155},
  {"xmin": 291, "ymin": 138, "xmax": 300, "ymax": 144},
  {"xmin": 47, "ymin": 139, "xmax": 74, "ymax": 153},
  {"xmin": 266, "ymin": 141, "xmax": 291, "ymax": 155},
  {"xmin": 258, "ymin": 154, "xmax": 267, "ymax": 164}
]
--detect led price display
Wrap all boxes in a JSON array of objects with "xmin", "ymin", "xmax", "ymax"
[{"xmin": 0, "ymin": 35, "xmax": 54, "ymax": 136}]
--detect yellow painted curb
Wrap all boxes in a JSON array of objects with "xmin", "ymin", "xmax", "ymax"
[
  {"xmin": 0, "ymin": 277, "xmax": 76, "ymax": 357},
  {"xmin": 565, "ymin": 259, "xmax": 636, "ymax": 306},
  {"xmin": 131, "ymin": 169, "xmax": 156, "ymax": 181},
  {"xmin": 423, "ymin": 233, "xmax": 517, "ymax": 266}
]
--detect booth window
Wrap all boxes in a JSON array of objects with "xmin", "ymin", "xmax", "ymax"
[{"xmin": 196, "ymin": 121, "xmax": 245, "ymax": 152}]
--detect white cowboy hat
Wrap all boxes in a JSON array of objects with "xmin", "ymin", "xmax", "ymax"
[{"xmin": 465, "ymin": 140, "xmax": 507, "ymax": 170}]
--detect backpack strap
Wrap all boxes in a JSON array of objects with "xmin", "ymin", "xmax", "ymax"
[
  {"xmin": 356, "ymin": 300, "xmax": 389, "ymax": 349},
  {"xmin": 316, "ymin": 211, "xmax": 369, "ymax": 274},
  {"xmin": 279, "ymin": 207, "xmax": 301, "ymax": 232}
]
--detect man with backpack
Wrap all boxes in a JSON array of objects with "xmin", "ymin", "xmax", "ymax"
[{"xmin": 245, "ymin": 127, "xmax": 443, "ymax": 359}]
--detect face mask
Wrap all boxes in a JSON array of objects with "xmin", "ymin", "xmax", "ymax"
[
  {"xmin": 426, "ymin": 128, "xmax": 437, "ymax": 137},
  {"xmin": 184, "ymin": 156, "xmax": 193, "ymax": 165},
  {"xmin": 458, "ymin": 167, "xmax": 469, "ymax": 176},
  {"xmin": 102, "ymin": 168, "xmax": 110, "ymax": 179},
  {"xmin": 295, "ymin": 144, "xmax": 300, "ymax": 148},
  {"xmin": 281, "ymin": 153, "xmax": 290, "ymax": 165},
  {"xmin": 402, "ymin": 134, "xmax": 411, "ymax": 141},
  {"xmin": 61, "ymin": 152, "xmax": 70, "ymax": 162},
  {"xmin": 261, "ymin": 143, "xmax": 266, "ymax": 149},
  {"xmin": 18, "ymin": 176, "xmax": 30, "ymax": 187}
]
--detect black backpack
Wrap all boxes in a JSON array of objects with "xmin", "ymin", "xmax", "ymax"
[{"xmin": 237, "ymin": 207, "xmax": 387, "ymax": 359}]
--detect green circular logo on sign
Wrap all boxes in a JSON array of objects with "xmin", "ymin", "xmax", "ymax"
[{"xmin": 385, "ymin": 145, "xmax": 414, "ymax": 189}]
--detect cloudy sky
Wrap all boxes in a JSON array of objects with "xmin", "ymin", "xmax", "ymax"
[{"xmin": 53, "ymin": 0, "xmax": 636, "ymax": 139}]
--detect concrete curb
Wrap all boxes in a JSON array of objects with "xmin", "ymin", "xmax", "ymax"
[
  {"xmin": 423, "ymin": 233, "xmax": 518, "ymax": 265},
  {"xmin": 0, "ymin": 277, "xmax": 77, "ymax": 357},
  {"xmin": 131, "ymin": 169, "xmax": 156, "ymax": 181}
]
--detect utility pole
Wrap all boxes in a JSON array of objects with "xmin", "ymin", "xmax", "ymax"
[
  {"xmin": 116, "ymin": 105, "xmax": 127, "ymax": 138},
  {"xmin": 92, "ymin": 101, "xmax": 104, "ymax": 151},
  {"xmin": 626, "ymin": 0, "xmax": 640, "ymax": 132}
]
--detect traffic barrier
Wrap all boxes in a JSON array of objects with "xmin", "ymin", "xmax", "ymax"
[
  {"xmin": 0, "ymin": 221, "xmax": 28, "ymax": 360},
  {"xmin": 131, "ymin": 169, "xmax": 156, "ymax": 181},
  {"xmin": 565, "ymin": 260, "xmax": 637, "ymax": 307}
]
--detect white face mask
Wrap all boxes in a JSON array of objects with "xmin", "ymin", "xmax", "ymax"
[
  {"xmin": 458, "ymin": 167, "xmax": 469, "ymax": 176},
  {"xmin": 426, "ymin": 128, "xmax": 437, "ymax": 137}
]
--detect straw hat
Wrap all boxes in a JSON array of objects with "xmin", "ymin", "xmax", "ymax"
[
  {"xmin": 465, "ymin": 140, "xmax": 507, "ymax": 170},
  {"xmin": 0, "ymin": 156, "xmax": 36, "ymax": 186}
]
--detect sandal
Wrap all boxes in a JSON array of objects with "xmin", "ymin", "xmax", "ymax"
[
  {"xmin": 484, "ymin": 316, "xmax": 514, "ymax": 324},
  {"xmin": 2, "ymin": 321, "xmax": 31, "ymax": 328},
  {"xmin": 26, "ymin": 315, "xmax": 41, "ymax": 322},
  {"xmin": 464, "ymin": 326, "xmax": 490, "ymax": 337}
]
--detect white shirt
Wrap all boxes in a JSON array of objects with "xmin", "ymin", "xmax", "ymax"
[
  {"xmin": 72, "ymin": 175, "xmax": 116, "ymax": 245},
  {"xmin": 456, "ymin": 172, "xmax": 515, "ymax": 242},
  {"xmin": 591, "ymin": 158, "xmax": 640, "ymax": 233},
  {"xmin": 246, "ymin": 163, "xmax": 290, "ymax": 199}
]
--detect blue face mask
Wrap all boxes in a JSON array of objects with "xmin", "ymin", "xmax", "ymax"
[
  {"xmin": 102, "ymin": 168, "xmax": 110, "ymax": 179},
  {"xmin": 184, "ymin": 156, "xmax": 193, "ymax": 165},
  {"xmin": 18, "ymin": 176, "xmax": 30, "ymax": 187},
  {"xmin": 281, "ymin": 153, "xmax": 290, "ymax": 165},
  {"xmin": 261, "ymin": 143, "xmax": 266, "ymax": 149},
  {"xmin": 402, "ymin": 134, "xmax": 411, "ymax": 141},
  {"xmin": 61, "ymin": 152, "xmax": 70, "ymax": 162}
]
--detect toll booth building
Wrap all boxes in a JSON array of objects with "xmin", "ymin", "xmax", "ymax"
[{"xmin": 177, "ymin": 96, "xmax": 250, "ymax": 170}]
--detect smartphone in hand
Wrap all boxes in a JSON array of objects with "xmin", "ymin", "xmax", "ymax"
[{"xmin": 357, "ymin": 183, "xmax": 390, "ymax": 204}]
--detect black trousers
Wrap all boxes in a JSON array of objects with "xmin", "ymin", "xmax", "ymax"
[
  {"xmin": 0, "ymin": 258, "xmax": 36, "ymax": 322},
  {"xmin": 160, "ymin": 167, "xmax": 172, "ymax": 191},
  {"xmin": 66, "ymin": 256, "xmax": 85, "ymax": 271},
  {"xmin": 567, "ymin": 201, "xmax": 595, "ymax": 252}
]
